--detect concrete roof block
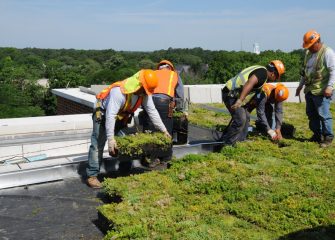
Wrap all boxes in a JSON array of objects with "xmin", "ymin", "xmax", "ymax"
[
  {"xmin": 18, "ymin": 157, "xmax": 71, "ymax": 170},
  {"xmin": 0, "ymin": 145, "xmax": 22, "ymax": 159},
  {"xmin": 23, "ymin": 139, "xmax": 89, "ymax": 158},
  {"xmin": 0, "ymin": 164, "xmax": 21, "ymax": 173},
  {"xmin": 52, "ymin": 88, "xmax": 96, "ymax": 108},
  {"xmin": 0, "ymin": 114, "xmax": 92, "ymax": 136}
]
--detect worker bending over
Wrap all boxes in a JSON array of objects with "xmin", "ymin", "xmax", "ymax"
[
  {"xmin": 246, "ymin": 83, "xmax": 289, "ymax": 140},
  {"xmin": 221, "ymin": 60, "xmax": 285, "ymax": 145},
  {"xmin": 87, "ymin": 69, "xmax": 170, "ymax": 188}
]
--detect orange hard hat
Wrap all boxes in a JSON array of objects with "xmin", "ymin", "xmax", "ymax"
[
  {"xmin": 270, "ymin": 60, "xmax": 285, "ymax": 79},
  {"xmin": 303, "ymin": 30, "xmax": 320, "ymax": 49},
  {"xmin": 157, "ymin": 60, "xmax": 175, "ymax": 71},
  {"xmin": 262, "ymin": 83, "xmax": 276, "ymax": 98},
  {"xmin": 274, "ymin": 84, "xmax": 289, "ymax": 102},
  {"xmin": 141, "ymin": 69, "xmax": 158, "ymax": 95}
]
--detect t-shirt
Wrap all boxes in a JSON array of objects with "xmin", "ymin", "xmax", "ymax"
[{"xmin": 249, "ymin": 68, "xmax": 268, "ymax": 89}]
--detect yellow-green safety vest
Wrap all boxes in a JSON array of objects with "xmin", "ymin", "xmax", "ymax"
[
  {"xmin": 95, "ymin": 70, "xmax": 145, "ymax": 123},
  {"xmin": 303, "ymin": 45, "xmax": 331, "ymax": 95},
  {"xmin": 225, "ymin": 65, "xmax": 267, "ymax": 104}
]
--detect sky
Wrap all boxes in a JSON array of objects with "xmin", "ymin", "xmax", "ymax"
[{"xmin": 1, "ymin": 0, "xmax": 335, "ymax": 52}]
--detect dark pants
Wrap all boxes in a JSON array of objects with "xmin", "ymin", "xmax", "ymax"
[
  {"xmin": 222, "ymin": 89, "xmax": 250, "ymax": 145},
  {"xmin": 142, "ymin": 96, "xmax": 173, "ymax": 160}
]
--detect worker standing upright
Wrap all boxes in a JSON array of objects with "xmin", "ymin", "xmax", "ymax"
[
  {"xmin": 221, "ymin": 60, "xmax": 285, "ymax": 145},
  {"xmin": 296, "ymin": 30, "xmax": 335, "ymax": 148},
  {"xmin": 246, "ymin": 83, "xmax": 289, "ymax": 140},
  {"xmin": 86, "ymin": 69, "xmax": 170, "ymax": 188},
  {"xmin": 141, "ymin": 60, "xmax": 185, "ymax": 167}
]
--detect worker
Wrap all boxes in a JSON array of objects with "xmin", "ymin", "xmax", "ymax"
[
  {"xmin": 221, "ymin": 60, "xmax": 285, "ymax": 145},
  {"xmin": 296, "ymin": 30, "xmax": 335, "ymax": 148},
  {"xmin": 86, "ymin": 69, "xmax": 170, "ymax": 188},
  {"xmin": 141, "ymin": 60, "xmax": 185, "ymax": 167},
  {"xmin": 246, "ymin": 83, "xmax": 289, "ymax": 140}
]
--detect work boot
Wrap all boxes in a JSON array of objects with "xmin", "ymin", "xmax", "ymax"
[
  {"xmin": 87, "ymin": 176, "xmax": 102, "ymax": 189},
  {"xmin": 148, "ymin": 158, "xmax": 161, "ymax": 168},
  {"xmin": 320, "ymin": 136, "xmax": 333, "ymax": 148},
  {"xmin": 141, "ymin": 157, "xmax": 162, "ymax": 170}
]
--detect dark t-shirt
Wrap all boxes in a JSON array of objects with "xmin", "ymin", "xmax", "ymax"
[{"xmin": 249, "ymin": 68, "xmax": 267, "ymax": 89}]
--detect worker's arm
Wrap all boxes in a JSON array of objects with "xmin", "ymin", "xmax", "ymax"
[
  {"xmin": 256, "ymin": 95, "xmax": 272, "ymax": 131},
  {"xmin": 274, "ymin": 101, "xmax": 283, "ymax": 130},
  {"xmin": 295, "ymin": 77, "xmax": 305, "ymax": 97},
  {"xmin": 324, "ymin": 48, "xmax": 335, "ymax": 97},
  {"xmin": 175, "ymin": 74, "xmax": 184, "ymax": 99},
  {"xmin": 104, "ymin": 87, "xmax": 125, "ymax": 140},
  {"xmin": 231, "ymin": 75, "xmax": 258, "ymax": 110},
  {"xmin": 142, "ymin": 95, "xmax": 169, "ymax": 136},
  {"xmin": 104, "ymin": 87, "xmax": 126, "ymax": 156}
]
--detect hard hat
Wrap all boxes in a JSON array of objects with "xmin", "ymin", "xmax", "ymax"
[
  {"xmin": 157, "ymin": 60, "xmax": 175, "ymax": 71},
  {"xmin": 141, "ymin": 69, "xmax": 158, "ymax": 95},
  {"xmin": 303, "ymin": 30, "xmax": 320, "ymax": 49},
  {"xmin": 274, "ymin": 84, "xmax": 289, "ymax": 102},
  {"xmin": 262, "ymin": 83, "xmax": 276, "ymax": 98},
  {"xmin": 270, "ymin": 60, "xmax": 285, "ymax": 79}
]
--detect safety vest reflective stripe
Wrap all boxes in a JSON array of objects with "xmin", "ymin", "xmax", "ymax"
[
  {"xmin": 118, "ymin": 95, "xmax": 143, "ymax": 121},
  {"xmin": 153, "ymin": 69, "xmax": 178, "ymax": 97},
  {"xmin": 167, "ymin": 71, "xmax": 174, "ymax": 96},
  {"xmin": 303, "ymin": 45, "xmax": 330, "ymax": 95},
  {"xmin": 96, "ymin": 82, "xmax": 122, "ymax": 100},
  {"xmin": 95, "ymin": 70, "xmax": 145, "ymax": 120}
]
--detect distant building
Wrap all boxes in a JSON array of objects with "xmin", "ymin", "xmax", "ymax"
[
  {"xmin": 253, "ymin": 43, "xmax": 260, "ymax": 55},
  {"xmin": 37, "ymin": 78, "xmax": 49, "ymax": 88}
]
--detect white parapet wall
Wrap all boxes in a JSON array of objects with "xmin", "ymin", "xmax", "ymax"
[
  {"xmin": 184, "ymin": 82, "xmax": 304, "ymax": 104},
  {"xmin": 52, "ymin": 82, "xmax": 305, "ymax": 108},
  {"xmin": 184, "ymin": 84, "xmax": 225, "ymax": 104}
]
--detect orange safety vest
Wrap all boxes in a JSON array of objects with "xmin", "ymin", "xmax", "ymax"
[
  {"xmin": 96, "ymin": 80, "xmax": 143, "ymax": 124},
  {"xmin": 153, "ymin": 69, "xmax": 178, "ymax": 98}
]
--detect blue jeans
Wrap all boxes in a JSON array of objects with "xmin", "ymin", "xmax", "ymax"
[
  {"xmin": 86, "ymin": 115, "xmax": 125, "ymax": 177},
  {"xmin": 305, "ymin": 92, "xmax": 334, "ymax": 139}
]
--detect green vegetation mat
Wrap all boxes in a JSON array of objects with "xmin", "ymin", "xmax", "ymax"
[
  {"xmin": 115, "ymin": 132, "xmax": 172, "ymax": 157},
  {"xmin": 100, "ymin": 103, "xmax": 335, "ymax": 239}
]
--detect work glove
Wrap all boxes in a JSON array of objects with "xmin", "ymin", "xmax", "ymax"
[
  {"xmin": 267, "ymin": 129, "xmax": 278, "ymax": 140},
  {"xmin": 275, "ymin": 129, "xmax": 283, "ymax": 140},
  {"xmin": 231, "ymin": 99, "xmax": 242, "ymax": 110},
  {"xmin": 108, "ymin": 138, "xmax": 118, "ymax": 157},
  {"xmin": 324, "ymin": 86, "xmax": 333, "ymax": 98}
]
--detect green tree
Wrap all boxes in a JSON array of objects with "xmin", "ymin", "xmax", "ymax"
[
  {"xmin": 0, "ymin": 83, "xmax": 44, "ymax": 118},
  {"xmin": 104, "ymin": 54, "xmax": 127, "ymax": 70},
  {"xmin": 138, "ymin": 59, "xmax": 155, "ymax": 69}
]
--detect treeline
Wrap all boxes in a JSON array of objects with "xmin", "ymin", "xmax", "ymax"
[{"xmin": 0, "ymin": 47, "xmax": 304, "ymax": 118}]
